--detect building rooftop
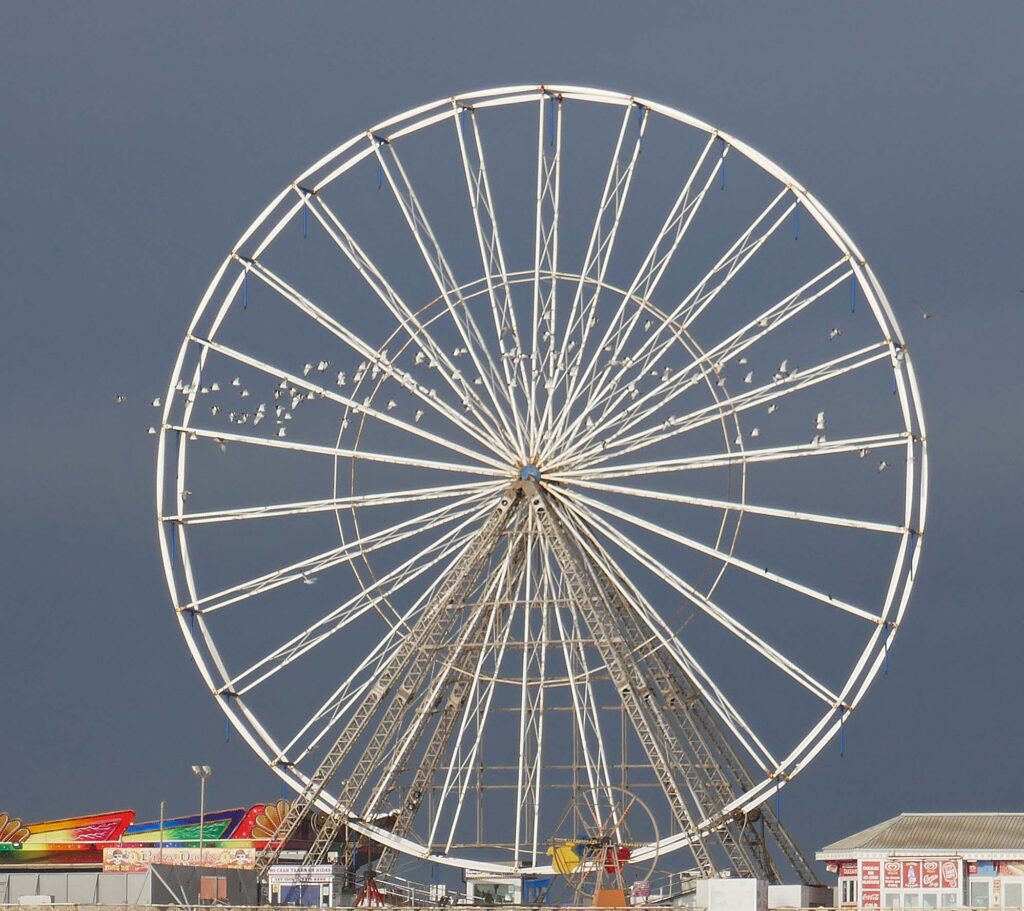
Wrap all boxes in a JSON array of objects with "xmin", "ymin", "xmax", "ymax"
[{"xmin": 819, "ymin": 814, "xmax": 1024, "ymax": 856}]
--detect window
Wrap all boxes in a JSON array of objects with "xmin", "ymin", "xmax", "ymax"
[
  {"xmin": 904, "ymin": 895, "xmax": 920, "ymax": 908},
  {"xmin": 1006, "ymin": 883, "xmax": 1024, "ymax": 909},
  {"xmin": 941, "ymin": 894, "xmax": 959, "ymax": 907},
  {"xmin": 841, "ymin": 880, "xmax": 859, "ymax": 904},
  {"xmin": 970, "ymin": 881, "xmax": 990, "ymax": 909},
  {"xmin": 884, "ymin": 894, "xmax": 901, "ymax": 908},
  {"xmin": 922, "ymin": 894, "xmax": 938, "ymax": 908}
]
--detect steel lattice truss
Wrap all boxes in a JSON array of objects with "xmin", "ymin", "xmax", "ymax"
[{"xmin": 156, "ymin": 86, "xmax": 928, "ymax": 881}]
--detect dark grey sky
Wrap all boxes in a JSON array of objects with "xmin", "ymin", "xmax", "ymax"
[{"xmin": 2, "ymin": 0, "xmax": 1023, "ymax": 873}]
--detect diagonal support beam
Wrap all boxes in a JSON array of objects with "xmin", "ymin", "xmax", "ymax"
[{"xmin": 254, "ymin": 490, "xmax": 523, "ymax": 876}]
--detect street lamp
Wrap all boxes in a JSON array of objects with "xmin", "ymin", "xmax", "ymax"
[{"xmin": 191, "ymin": 765, "xmax": 212, "ymax": 867}]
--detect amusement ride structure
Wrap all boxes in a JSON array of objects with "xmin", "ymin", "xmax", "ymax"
[{"xmin": 155, "ymin": 85, "xmax": 928, "ymax": 894}]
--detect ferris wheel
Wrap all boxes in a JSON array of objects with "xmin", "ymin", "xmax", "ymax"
[{"xmin": 156, "ymin": 85, "xmax": 927, "ymax": 880}]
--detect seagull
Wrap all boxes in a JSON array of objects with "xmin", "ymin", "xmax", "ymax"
[
  {"xmin": 815, "ymin": 410, "xmax": 826, "ymax": 431},
  {"xmin": 181, "ymin": 490, "xmax": 192, "ymax": 501},
  {"xmin": 301, "ymin": 573, "xmax": 316, "ymax": 586},
  {"xmin": 303, "ymin": 363, "xmax": 313, "ymax": 376},
  {"xmin": 371, "ymin": 364, "xmax": 381, "ymax": 379},
  {"xmin": 210, "ymin": 405, "xmax": 220, "ymax": 416},
  {"xmin": 275, "ymin": 405, "xmax": 286, "ymax": 418},
  {"xmin": 291, "ymin": 395, "xmax": 302, "ymax": 409},
  {"xmin": 767, "ymin": 403, "xmax": 778, "ymax": 414},
  {"xmin": 829, "ymin": 327, "xmax": 842, "ymax": 340},
  {"xmin": 744, "ymin": 371, "xmax": 753, "ymax": 384},
  {"xmin": 414, "ymin": 351, "xmax": 426, "ymax": 365},
  {"xmin": 859, "ymin": 448, "xmax": 868, "ymax": 458},
  {"xmin": 215, "ymin": 438, "xmax": 227, "ymax": 453},
  {"xmin": 253, "ymin": 413, "xmax": 264, "ymax": 426},
  {"xmin": 779, "ymin": 359, "xmax": 789, "ymax": 374},
  {"xmin": 386, "ymin": 399, "xmax": 397, "ymax": 411},
  {"xmin": 878, "ymin": 459, "xmax": 888, "ymax": 472},
  {"xmin": 210, "ymin": 382, "xmax": 220, "ymax": 392},
  {"xmin": 188, "ymin": 430, "xmax": 198, "ymax": 441},
  {"xmin": 734, "ymin": 434, "xmax": 742, "ymax": 446},
  {"xmin": 414, "ymin": 409, "xmax": 424, "ymax": 422},
  {"xmin": 114, "ymin": 394, "xmax": 127, "ymax": 404},
  {"xmin": 644, "ymin": 320, "xmax": 653, "ymax": 331},
  {"xmin": 317, "ymin": 360, "xmax": 329, "ymax": 372},
  {"xmin": 336, "ymin": 371, "xmax": 347, "ymax": 386},
  {"xmin": 147, "ymin": 426, "xmax": 157, "ymax": 435},
  {"xmin": 240, "ymin": 389, "xmax": 251, "ymax": 398},
  {"xmin": 919, "ymin": 308, "xmax": 943, "ymax": 320},
  {"xmin": 738, "ymin": 357, "xmax": 748, "ymax": 365},
  {"xmin": 231, "ymin": 377, "xmax": 241, "ymax": 387},
  {"xmin": 151, "ymin": 397, "xmax": 161, "ymax": 407},
  {"xmin": 750, "ymin": 427, "xmax": 760, "ymax": 438},
  {"xmin": 276, "ymin": 427, "xmax": 287, "ymax": 438}
]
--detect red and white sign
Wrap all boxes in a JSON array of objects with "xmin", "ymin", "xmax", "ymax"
[
  {"xmin": 862, "ymin": 862, "xmax": 881, "ymax": 888},
  {"xmin": 862, "ymin": 890, "xmax": 881, "ymax": 909},
  {"xmin": 903, "ymin": 861, "xmax": 922, "ymax": 889},
  {"xmin": 839, "ymin": 861, "xmax": 859, "ymax": 877},
  {"xmin": 922, "ymin": 860, "xmax": 941, "ymax": 889},
  {"xmin": 884, "ymin": 861, "xmax": 902, "ymax": 889},
  {"xmin": 941, "ymin": 860, "xmax": 960, "ymax": 889}
]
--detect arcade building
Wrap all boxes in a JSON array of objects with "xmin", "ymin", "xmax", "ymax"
[{"xmin": 818, "ymin": 814, "xmax": 1024, "ymax": 910}]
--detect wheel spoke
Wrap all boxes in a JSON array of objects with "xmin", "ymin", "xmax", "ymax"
[
  {"xmin": 191, "ymin": 334, "xmax": 509, "ymax": 472},
  {"xmin": 453, "ymin": 102, "xmax": 531, "ymax": 457},
  {"xmin": 562, "ymin": 494, "xmax": 841, "ymax": 705},
  {"xmin": 224, "ymin": 506, "xmax": 491, "ymax": 696},
  {"xmin": 544, "ymin": 102, "xmax": 648, "ymax": 443},
  {"xmin": 168, "ymin": 479, "xmax": 495, "ymax": 526},
  {"xmin": 557, "ymin": 257, "xmax": 852, "ymax": 465},
  {"xmin": 234, "ymin": 251, "xmax": 511, "ymax": 461},
  {"xmin": 185, "ymin": 491, "xmax": 495, "ymax": 615},
  {"xmin": 553, "ymin": 132, "xmax": 725, "ymax": 450},
  {"xmin": 566, "ymin": 487, "xmax": 881, "ymax": 625},
  {"xmin": 530, "ymin": 92, "xmax": 562, "ymax": 453},
  {"xmin": 373, "ymin": 140, "xmax": 521, "ymax": 453},
  {"xmin": 563, "ymin": 342, "xmax": 892, "ymax": 471},
  {"xmin": 552, "ymin": 431, "xmax": 910, "ymax": 482},
  {"xmin": 564, "ymin": 477, "xmax": 905, "ymax": 535},
  {"xmin": 167, "ymin": 424, "xmax": 504, "ymax": 479}
]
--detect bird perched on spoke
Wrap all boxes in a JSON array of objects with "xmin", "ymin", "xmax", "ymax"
[
  {"xmin": 815, "ymin": 410, "xmax": 826, "ymax": 431},
  {"xmin": 276, "ymin": 427, "xmax": 287, "ymax": 438}
]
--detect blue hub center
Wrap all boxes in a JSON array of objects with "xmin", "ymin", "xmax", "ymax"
[{"xmin": 519, "ymin": 465, "xmax": 542, "ymax": 482}]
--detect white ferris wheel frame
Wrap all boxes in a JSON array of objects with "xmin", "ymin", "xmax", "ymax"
[{"xmin": 155, "ymin": 85, "xmax": 929, "ymax": 873}]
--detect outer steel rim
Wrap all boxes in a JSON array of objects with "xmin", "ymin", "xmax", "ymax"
[{"xmin": 156, "ymin": 85, "xmax": 928, "ymax": 873}]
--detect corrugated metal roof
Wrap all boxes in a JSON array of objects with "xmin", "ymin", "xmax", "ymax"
[{"xmin": 821, "ymin": 814, "xmax": 1024, "ymax": 853}]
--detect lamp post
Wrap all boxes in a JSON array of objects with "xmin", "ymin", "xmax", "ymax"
[{"xmin": 191, "ymin": 765, "xmax": 212, "ymax": 866}]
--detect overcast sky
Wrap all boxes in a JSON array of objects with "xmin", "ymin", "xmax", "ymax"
[{"xmin": 2, "ymin": 1, "xmax": 1023, "ymax": 876}]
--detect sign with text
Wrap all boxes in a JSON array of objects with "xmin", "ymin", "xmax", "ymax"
[{"xmin": 884, "ymin": 862, "xmax": 902, "ymax": 889}]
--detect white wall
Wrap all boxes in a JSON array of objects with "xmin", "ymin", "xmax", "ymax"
[{"xmin": 696, "ymin": 877, "xmax": 768, "ymax": 911}]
